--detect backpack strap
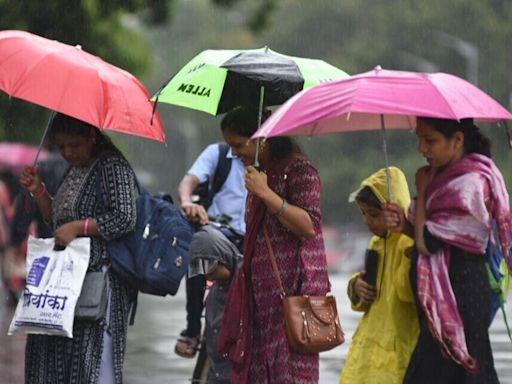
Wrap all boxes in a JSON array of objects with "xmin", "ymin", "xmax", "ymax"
[
  {"xmin": 94, "ymin": 163, "xmax": 140, "ymax": 325},
  {"xmin": 486, "ymin": 263, "xmax": 512, "ymax": 342},
  {"xmin": 209, "ymin": 143, "xmax": 232, "ymax": 200}
]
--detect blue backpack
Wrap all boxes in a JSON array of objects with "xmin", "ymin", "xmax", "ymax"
[{"xmin": 96, "ymin": 176, "xmax": 194, "ymax": 297}]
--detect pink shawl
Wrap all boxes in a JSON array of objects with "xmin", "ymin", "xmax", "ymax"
[{"xmin": 414, "ymin": 153, "xmax": 510, "ymax": 373}]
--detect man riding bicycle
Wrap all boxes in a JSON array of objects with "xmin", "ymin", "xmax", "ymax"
[{"xmin": 175, "ymin": 130, "xmax": 247, "ymax": 362}]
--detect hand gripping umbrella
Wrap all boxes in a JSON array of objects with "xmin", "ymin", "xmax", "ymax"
[
  {"xmin": 152, "ymin": 46, "xmax": 349, "ymax": 165},
  {"xmin": 252, "ymin": 66, "xmax": 512, "ymax": 199},
  {"xmin": 0, "ymin": 30, "xmax": 166, "ymax": 163}
]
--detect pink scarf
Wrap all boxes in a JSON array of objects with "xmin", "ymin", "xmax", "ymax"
[{"xmin": 414, "ymin": 154, "xmax": 510, "ymax": 373}]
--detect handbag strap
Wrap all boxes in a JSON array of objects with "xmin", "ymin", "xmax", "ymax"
[
  {"xmin": 263, "ymin": 224, "xmax": 333, "ymax": 297},
  {"xmin": 263, "ymin": 225, "xmax": 286, "ymax": 298}
]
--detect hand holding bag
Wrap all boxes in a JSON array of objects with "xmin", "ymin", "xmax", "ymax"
[
  {"xmin": 263, "ymin": 226, "xmax": 344, "ymax": 354},
  {"xmin": 8, "ymin": 236, "xmax": 90, "ymax": 338}
]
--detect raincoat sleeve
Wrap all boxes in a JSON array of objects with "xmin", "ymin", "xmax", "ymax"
[
  {"xmin": 347, "ymin": 272, "xmax": 370, "ymax": 312},
  {"xmin": 392, "ymin": 235, "xmax": 415, "ymax": 303},
  {"xmin": 94, "ymin": 155, "xmax": 137, "ymax": 241}
]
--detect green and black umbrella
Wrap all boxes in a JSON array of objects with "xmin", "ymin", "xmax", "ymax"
[{"xmin": 153, "ymin": 47, "xmax": 349, "ymax": 116}]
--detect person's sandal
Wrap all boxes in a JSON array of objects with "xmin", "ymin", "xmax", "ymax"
[{"xmin": 174, "ymin": 334, "xmax": 200, "ymax": 358}]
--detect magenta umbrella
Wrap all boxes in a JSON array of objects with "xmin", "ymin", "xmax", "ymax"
[
  {"xmin": 0, "ymin": 142, "xmax": 48, "ymax": 173},
  {"xmin": 252, "ymin": 67, "xmax": 512, "ymax": 199},
  {"xmin": 253, "ymin": 67, "xmax": 512, "ymax": 138}
]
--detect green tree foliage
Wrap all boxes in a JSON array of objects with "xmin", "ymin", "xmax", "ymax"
[{"xmin": 0, "ymin": 0, "xmax": 172, "ymax": 143}]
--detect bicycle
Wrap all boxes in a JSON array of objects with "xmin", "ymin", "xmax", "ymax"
[{"xmin": 188, "ymin": 216, "xmax": 243, "ymax": 383}]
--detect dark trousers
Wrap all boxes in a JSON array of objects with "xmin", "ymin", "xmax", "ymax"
[{"xmin": 184, "ymin": 274, "xmax": 206, "ymax": 337}]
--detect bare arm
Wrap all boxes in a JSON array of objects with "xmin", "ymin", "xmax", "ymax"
[
  {"xmin": 414, "ymin": 166, "xmax": 432, "ymax": 255},
  {"xmin": 53, "ymin": 218, "xmax": 101, "ymax": 247},
  {"xmin": 245, "ymin": 166, "xmax": 315, "ymax": 239},
  {"xmin": 177, "ymin": 174, "xmax": 209, "ymax": 224},
  {"xmin": 19, "ymin": 166, "xmax": 53, "ymax": 223}
]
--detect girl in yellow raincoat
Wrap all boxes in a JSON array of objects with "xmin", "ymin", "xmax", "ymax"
[{"xmin": 340, "ymin": 167, "xmax": 419, "ymax": 384}]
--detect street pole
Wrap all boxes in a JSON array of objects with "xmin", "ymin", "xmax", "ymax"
[
  {"xmin": 398, "ymin": 51, "xmax": 440, "ymax": 73},
  {"xmin": 433, "ymin": 31, "xmax": 479, "ymax": 85}
]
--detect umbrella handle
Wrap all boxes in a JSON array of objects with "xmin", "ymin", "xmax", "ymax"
[
  {"xmin": 380, "ymin": 115, "xmax": 393, "ymax": 203},
  {"xmin": 150, "ymin": 91, "xmax": 160, "ymax": 126},
  {"xmin": 33, "ymin": 111, "xmax": 56, "ymax": 167},
  {"xmin": 503, "ymin": 121, "xmax": 512, "ymax": 149},
  {"xmin": 253, "ymin": 85, "xmax": 265, "ymax": 168}
]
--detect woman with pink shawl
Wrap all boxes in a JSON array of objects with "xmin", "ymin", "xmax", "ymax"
[
  {"xmin": 384, "ymin": 117, "xmax": 510, "ymax": 384},
  {"xmin": 218, "ymin": 107, "xmax": 330, "ymax": 383}
]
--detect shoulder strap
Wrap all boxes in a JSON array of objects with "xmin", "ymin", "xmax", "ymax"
[
  {"xmin": 210, "ymin": 143, "xmax": 232, "ymax": 198},
  {"xmin": 93, "ymin": 164, "xmax": 140, "ymax": 325},
  {"xmin": 263, "ymin": 224, "xmax": 332, "ymax": 296},
  {"xmin": 264, "ymin": 225, "xmax": 286, "ymax": 298}
]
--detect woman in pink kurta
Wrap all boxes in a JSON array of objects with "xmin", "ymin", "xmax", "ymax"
[{"xmin": 218, "ymin": 107, "xmax": 330, "ymax": 384}]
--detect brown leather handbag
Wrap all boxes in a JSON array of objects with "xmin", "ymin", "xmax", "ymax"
[{"xmin": 264, "ymin": 226, "xmax": 345, "ymax": 354}]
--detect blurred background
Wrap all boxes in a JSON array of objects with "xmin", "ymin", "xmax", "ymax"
[
  {"xmin": 1, "ymin": 1, "xmax": 512, "ymax": 382},
  {"xmin": 1, "ymin": 0, "xmax": 512, "ymax": 231}
]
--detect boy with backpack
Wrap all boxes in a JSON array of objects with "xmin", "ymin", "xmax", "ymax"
[{"xmin": 175, "ymin": 131, "xmax": 247, "ymax": 358}]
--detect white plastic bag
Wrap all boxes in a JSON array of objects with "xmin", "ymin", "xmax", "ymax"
[{"xmin": 8, "ymin": 236, "xmax": 90, "ymax": 338}]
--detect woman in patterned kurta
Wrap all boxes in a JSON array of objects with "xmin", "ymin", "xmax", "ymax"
[
  {"xmin": 218, "ymin": 107, "xmax": 330, "ymax": 384},
  {"xmin": 20, "ymin": 113, "xmax": 137, "ymax": 384}
]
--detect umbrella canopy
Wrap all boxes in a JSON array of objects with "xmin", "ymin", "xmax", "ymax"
[
  {"xmin": 253, "ymin": 67, "xmax": 512, "ymax": 139},
  {"xmin": 0, "ymin": 30, "xmax": 165, "ymax": 142},
  {"xmin": 0, "ymin": 142, "xmax": 48, "ymax": 173},
  {"xmin": 154, "ymin": 47, "xmax": 349, "ymax": 116}
]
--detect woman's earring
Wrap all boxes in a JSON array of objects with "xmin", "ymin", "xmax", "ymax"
[
  {"xmin": 245, "ymin": 140, "xmax": 250, "ymax": 146},
  {"xmin": 259, "ymin": 139, "xmax": 267, "ymax": 151}
]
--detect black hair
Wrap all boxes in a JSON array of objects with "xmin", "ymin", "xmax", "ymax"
[
  {"xmin": 48, "ymin": 113, "xmax": 119, "ymax": 156},
  {"xmin": 355, "ymin": 186, "xmax": 381, "ymax": 210},
  {"xmin": 220, "ymin": 106, "xmax": 302, "ymax": 161},
  {"xmin": 417, "ymin": 117, "xmax": 491, "ymax": 158}
]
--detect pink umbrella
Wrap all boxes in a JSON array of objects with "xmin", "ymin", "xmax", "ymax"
[
  {"xmin": 0, "ymin": 143, "xmax": 48, "ymax": 173},
  {"xmin": 253, "ymin": 67, "xmax": 512, "ymax": 199},
  {"xmin": 253, "ymin": 67, "xmax": 512, "ymax": 139},
  {"xmin": 0, "ymin": 30, "xmax": 165, "ymax": 143}
]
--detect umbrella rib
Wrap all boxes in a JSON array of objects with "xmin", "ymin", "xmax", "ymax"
[{"xmin": 429, "ymin": 79, "xmax": 460, "ymax": 120}]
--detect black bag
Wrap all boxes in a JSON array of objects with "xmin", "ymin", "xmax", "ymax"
[
  {"xmin": 75, "ymin": 270, "xmax": 108, "ymax": 321},
  {"xmin": 192, "ymin": 143, "xmax": 232, "ymax": 209},
  {"xmin": 363, "ymin": 249, "xmax": 378, "ymax": 286}
]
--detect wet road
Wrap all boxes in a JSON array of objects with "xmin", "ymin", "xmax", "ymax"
[{"xmin": 1, "ymin": 274, "xmax": 512, "ymax": 383}]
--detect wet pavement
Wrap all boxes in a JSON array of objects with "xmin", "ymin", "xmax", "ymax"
[{"xmin": 1, "ymin": 273, "xmax": 512, "ymax": 383}]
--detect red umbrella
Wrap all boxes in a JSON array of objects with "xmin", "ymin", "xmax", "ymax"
[
  {"xmin": 0, "ymin": 30, "xmax": 165, "ymax": 142},
  {"xmin": 0, "ymin": 142, "xmax": 48, "ymax": 173}
]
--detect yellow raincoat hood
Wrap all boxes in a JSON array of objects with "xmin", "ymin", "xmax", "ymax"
[{"xmin": 349, "ymin": 166, "xmax": 410, "ymax": 214}]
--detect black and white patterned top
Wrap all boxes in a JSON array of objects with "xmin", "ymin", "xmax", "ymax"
[{"xmin": 25, "ymin": 150, "xmax": 138, "ymax": 384}]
